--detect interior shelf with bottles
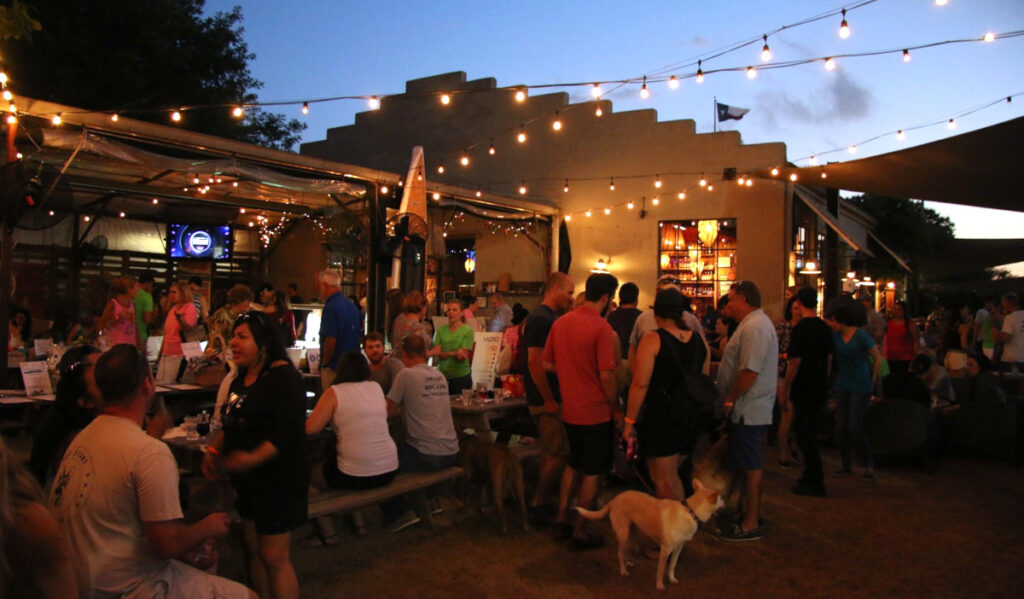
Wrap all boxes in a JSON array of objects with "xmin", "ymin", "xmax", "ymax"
[{"xmin": 657, "ymin": 219, "xmax": 737, "ymax": 300}]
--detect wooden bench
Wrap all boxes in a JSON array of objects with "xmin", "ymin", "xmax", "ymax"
[{"xmin": 308, "ymin": 466, "xmax": 464, "ymax": 528}]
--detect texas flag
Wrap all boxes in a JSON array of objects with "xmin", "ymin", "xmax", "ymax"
[{"xmin": 716, "ymin": 102, "xmax": 750, "ymax": 122}]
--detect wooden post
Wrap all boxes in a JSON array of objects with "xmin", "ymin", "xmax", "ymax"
[{"xmin": 0, "ymin": 118, "xmax": 18, "ymax": 383}]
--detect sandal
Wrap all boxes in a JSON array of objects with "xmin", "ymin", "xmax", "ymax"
[{"xmin": 300, "ymin": 533, "xmax": 339, "ymax": 548}]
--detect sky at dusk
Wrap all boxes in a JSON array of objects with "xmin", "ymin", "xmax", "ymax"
[{"xmin": 204, "ymin": 0, "xmax": 1024, "ymax": 272}]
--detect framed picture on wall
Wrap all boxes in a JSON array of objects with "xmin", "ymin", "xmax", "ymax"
[{"xmin": 442, "ymin": 290, "xmax": 456, "ymax": 303}]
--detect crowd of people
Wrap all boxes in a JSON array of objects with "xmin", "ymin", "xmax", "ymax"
[{"xmin": 3, "ymin": 264, "xmax": 1022, "ymax": 597}]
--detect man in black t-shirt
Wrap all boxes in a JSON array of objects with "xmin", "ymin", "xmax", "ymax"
[
  {"xmin": 781, "ymin": 287, "xmax": 834, "ymax": 497},
  {"xmin": 606, "ymin": 282, "xmax": 642, "ymax": 357},
  {"xmin": 524, "ymin": 272, "xmax": 575, "ymax": 522}
]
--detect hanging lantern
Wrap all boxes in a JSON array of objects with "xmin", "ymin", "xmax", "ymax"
[
  {"xmin": 660, "ymin": 253, "xmax": 670, "ymax": 269},
  {"xmin": 697, "ymin": 220, "xmax": 719, "ymax": 248},
  {"xmin": 464, "ymin": 250, "xmax": 476, "ymax": 273}
]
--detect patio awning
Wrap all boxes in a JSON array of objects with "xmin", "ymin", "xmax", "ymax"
[
  {"xmin": 868, "ymin": 232, "xmax": 912, "ymax": 273},
  {"xmin": 794, "ymin": 186, "xmax": 872, "ymax": 255},
  {"xmin": 754, "ymin": 116, "xmax": 1024, "ymax": 212}
]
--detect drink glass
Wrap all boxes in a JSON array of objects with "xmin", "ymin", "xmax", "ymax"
[
  {"xmin": 183, "ymin": 416, "xmax": 200, "ymax": 441},
  {"xmin": 461, "ymin": 389, "xmax": 474, "ymax": 406}
]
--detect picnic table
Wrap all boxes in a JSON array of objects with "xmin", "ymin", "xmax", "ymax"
[{"xmin": 449, "ymin": 394, "xmax": 530, "ymax": 441}]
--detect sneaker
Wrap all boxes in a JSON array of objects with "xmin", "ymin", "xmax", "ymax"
[
  {"xmin": 387, "ymin": 511, "xmax": 421, "ymax": 533},
  {"xmin": 718, "ymin": 524, "xmax": 763, "ymax": 542},
  {"xmin": 778, "ymin": 459, "xmax": 795, "ymax": 471},
  {"xmin": 430, "ymin": 499, "xmax": 444, "ymax": 515},
  {"xmin": 862, "ymin": 470, "xmax": 876, "ymax": 482},
  {"xmin": 790, "ymin": 482, "xmax": 827, "ymax": 497},
  {"xmin": 568, "ymin": 533, "xmax": 604, "ymax": 552},
  {"xmin": 831, "ymin": 469, "xmax": 852, "ymax": 478}
]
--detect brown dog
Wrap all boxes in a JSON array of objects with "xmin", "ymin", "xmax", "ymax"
[
  {"xmin": 459, "ymin": 434, "xmax": 529, "ymax": 533},
  {"xmin": 692, "ymin": 434, "xmax": 746, "ymax": 516},
  {"xmin": 575, "ymin": 480, "xmax": 724, "ymax": 591}
]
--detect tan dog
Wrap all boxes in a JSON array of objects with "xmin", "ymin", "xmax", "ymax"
[
  {"xmin": 459, "ymin": 434, "xmax": 529, "ymax": 533},
  {"xmin": 692, "ymin": 434, "xmax": 746, "ymax": 515},
  {"xmin": 575, "ymin": 480, "xmax": 724, "ymax": 590}
]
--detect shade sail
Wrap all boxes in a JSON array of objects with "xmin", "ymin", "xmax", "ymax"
[
  {"xmin": 755, "ymin": 117, "xmax": 1024, "ymax": 212},
  {"xmin": 918, "ymin": 238, "xmax": 1024, "ymax": 279}
]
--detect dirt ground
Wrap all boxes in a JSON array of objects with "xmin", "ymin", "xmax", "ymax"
[{"xmin": 292, "ymin": 450, "xmax": 1023, "ymax": 599}]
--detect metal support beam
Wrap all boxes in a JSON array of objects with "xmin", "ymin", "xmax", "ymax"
[{"xmin": 824, "ymin": 188, "xmax": 841, "ymax": 300}]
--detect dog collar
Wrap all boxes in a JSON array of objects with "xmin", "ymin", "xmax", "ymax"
[{"xmin": 682, "ymin": 500, "xmax": 704, "ymax": 524}]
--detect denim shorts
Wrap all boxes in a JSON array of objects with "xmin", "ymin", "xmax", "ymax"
[{"xmin": 730, "ymin": 420, "xmax": 768, "ymax": 471}]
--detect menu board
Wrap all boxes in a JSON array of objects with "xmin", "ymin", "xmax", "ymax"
[
  {"xmin": 470, "ymin": 332, "xmax": 503, "ymax": 390},
  {"xmin": 20, "ymin": 361, "xmax": 53, "ymax": 397}
]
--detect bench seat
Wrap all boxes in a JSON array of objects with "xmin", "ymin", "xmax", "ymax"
[{"xmin": 308, "ymin": 466, "xmax": 464, "ymax": 527}]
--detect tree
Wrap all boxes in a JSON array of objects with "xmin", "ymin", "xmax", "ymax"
[
  {"xmin": 2, "ymin": 0, "xmax": 304, "ymax": 150},
  {"xmin": 849, "ymin": 194, "xmax": 955, "ymax": 279}
]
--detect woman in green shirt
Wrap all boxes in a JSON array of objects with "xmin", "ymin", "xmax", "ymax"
[{"xmin": 434, "ymin": 300, "xmax": 476, "ymax": 394}]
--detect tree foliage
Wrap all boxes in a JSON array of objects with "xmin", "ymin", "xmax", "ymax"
[
  {"xmin": 0, "ymin": 1, "xmax": 41, "ymax": 40},
  {"xmin": 2, "ymin": 0, "xmax": 304, "ymax": 150},
  {"xmin": 849, "ymin": 194, "xmax": 955, "ymax": 281}
]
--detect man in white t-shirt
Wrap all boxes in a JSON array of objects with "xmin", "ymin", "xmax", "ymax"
[
  {"xmin": 995, "ymin": 292, "xmax": 1024, "ymax": 372},
  {"xmin": 382, "ymin": 335, "xmax": 460, "ymax": 532},
  {"xmin": 50, "ymin": 344, "xmax": 255, "ymax": 599}
]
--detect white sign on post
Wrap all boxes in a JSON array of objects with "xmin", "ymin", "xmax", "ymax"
[{"xmin": 470, "ymin": 332, "xmax": 503, "ymax": 390}]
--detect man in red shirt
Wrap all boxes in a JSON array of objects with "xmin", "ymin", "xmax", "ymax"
[{"xmin": 543, "ymin": 272, "xmax": 619, "ymax": 551}]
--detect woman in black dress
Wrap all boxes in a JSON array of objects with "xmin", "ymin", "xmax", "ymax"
[
  {"xmin": 623, "ymin": 288, "xmax": 709, "ymax": 501},
  {"xmin": 202, "ymin": 311, "xmax": 307, "ymax": 599}
]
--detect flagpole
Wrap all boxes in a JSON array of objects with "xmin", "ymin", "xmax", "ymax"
[{"xmin": 713, "ymin": 96, "xmax": 717, "ymax": 133}]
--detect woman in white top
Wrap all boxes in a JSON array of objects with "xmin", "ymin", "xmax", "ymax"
[{"xmin": 305, "ymin": 351, "xmax": 398, "ymax": 544}]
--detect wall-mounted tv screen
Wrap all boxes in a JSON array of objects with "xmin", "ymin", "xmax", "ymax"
[{"xmin": 168, "ymin": 224, "xmax": 233, "ymax": 259}]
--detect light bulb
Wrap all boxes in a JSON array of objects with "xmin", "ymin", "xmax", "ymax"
[
  {"xmin": 746, "ymin": 179, "xmax": 753, "ymax": 187},
  {"xmin": 585, "ymin": 209, "xmax": 592, "ymax": 217},
  {"xmin": 654, "ymin": 176, "xmax": 662, "ymax": 189},
  {"xmin": 948, "ymin": 118, "xmax": 957, "ymax": 130},
  {"xmin": 240, "ymin": 208, "xmax": 246, "ymax": 214},
  {"xmin": 699, "ymin": 174, "xmax": 707, "ymax": 187},
  {"xmin": 809, "ymin": 155, "xmax": 818, "ymax": 165},
  {"xmin": 83, "ymin": 215, "xmax": 91, "ymax": 222},
  {"xmin": 668, "ymin": 75, "xmax": 679, "ymax": 90},
  {"xmin": 652, "ymin": 197, "xmax": 659, "ymax": 206},
  {"xmin": 839, "ymin": 10, "xmax": 850, "ymax": 39},
  {"xmin": 627, "ymin": 200, "xmax": 634, "ymax": 210},
  {"xmin": 563, "ymin": 179, "xmax": 570, "ymax": 193},
  {"xmin": 519, "ymin": 182, "xmax": 527, "ymax": 195},
  {"xmin": 789, "ymin": 173, "xmax": 798, "ymax": 182},
  {"xmin": 737, "ymin": 177, "xmax": 745, "ymax": 185},
  {"xmin": 437, "ymin": 164, "xmax": 445, "ymax": 174},
  {"xmin": 821, "ymin": 170, "xmax": 828, "ymax": 179},
  {"xmin": 514, "ymin": 89, "xmax": 526, "ymax": 102},
  {"xmin": 232, "ymin": 106, "xmax": 244, "ymax": 118},
  {"xmin": 824, "ymin": 57, "xmax": 837, "ymax": 71},
  {"xmin": 696, "ymin": 60, "xmax": 704, "ymax": 84},
  {"xmin": 152, "ymin": 198, "xmax": 159, "ymax": 204},
  {"xmin": 110, "ymin": 113, "xmax": 119, "ymax": 122},
  {"xmin": 640, "ymin": 77, "xmax": 650, "ymax": 99},
  {"xmin": 935, "ymin": 0, "xmax": 947, "ymax": 5},
  {"xmin": 984, "ymin": 32, "xmax": 995, "ymax": 42},
  {"xmin": 896, "ymin": 130, "xmax": 906, "ymax": 141},
  {"xmin": 604, "ymin": 207, "xmax": 611, "ymax": 215},
  {"xmin": 761, "ymin": 35, "xmax": 772, "ymax": 62},
  {"xmin": 476, "ymin": 191, "xmax": 482, "ymax": 198},
  {"xmin": 380, "ymin": 186, "xmax": 389, "ymax": 195},
  {"xmin": 552, "ymin": 117, "xmax": 562, "ymax": 131},
  {"xmin": 52, "ymin": 113, "xmax": 62, "ymax": 125},
  {"xmin": 119, "ymin": 211, "xmax": 126, "ymax": 218},
  {"xmin": 1, "ymin": 90, "xmax": 10, "ymax": 101},
  {"xmin": 595, "ymin": 105, "xmax": 603, "ymax": 117},
  {"xmin": 368, "ymin": 96, "xmax": 380, "ymax": 110},
  {"xmin": 707, "ymin": 184, "xmax": 714, "ymax": 191},
  {"xmin": 848, "ymin": 144, "xmax": 857, "ymax": 154},
  {"xmin": 460, "ymin": 155, "xmax": 469, "ymax": 166},
  {"xmin": 903, "ymin": 49, "xmax": 911, "ymax": 62},
  {"xmin": 302, "ymin": 102, "xmax": 309, "ymax": 115},
  {"xmin": 0, "ymin": 72, "xmax": 7, "ymax": 84},
  {"xmin": 440, "ymin": 93, "xmax": 451, "ymax": 105},
  {"xmin": 770, "ymin": 167, "xmax": 779, "ymax": 177},
  {"xmin": 6, "ymin": 114, "xmax": 16, "ymax": 125},
  {"xmin": 171, "ymin": 111, "xmax": 181, "ymax": 122},
  {"xmin": 432, "ymin": 192, "xmax": 441, "ymax": 200},
  {"xmin": 609, "ymin": 177, "xmax": 615, "ymax": 191},
  {"xmin": 488, "ymin": 141, "xmax": 496, "ymax": 155},
  {"xmin": 747, "ymin": 66, "xmax": 757, "ymax": 79},
  {"xmin": 591, "ymin": 84, "xmax": 601, "ymax": 98},
  {"xmin": 517, "ymin": 125, "xmax": 526, "ymax": 143},
  {"xmin": 564, "ymin": 214, "xmax": 571, "ymax": 222},
  {"xmin": 677, "ymin": 192, "xmax": 686, "ymax": 200}
]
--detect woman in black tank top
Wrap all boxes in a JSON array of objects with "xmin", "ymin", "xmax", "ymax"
[{"xmin": 623, "ymin": 288, "xmax": 708, "ymax": 500}]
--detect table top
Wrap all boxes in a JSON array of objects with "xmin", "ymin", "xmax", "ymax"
[
  {"xmin": 449, "ymin": 395, "xmax": 528, "ymax": 413},
  {"xmin": 0, "ymin": 389, "xmax": 54, "ymax": 404}
]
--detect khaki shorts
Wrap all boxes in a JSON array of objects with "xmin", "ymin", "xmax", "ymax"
[
  {"xmin": 116, "ymin": 559, "xmax": 253, "ymax": 599},
  {"xmin": 529, "ymin": 406, "xmax": 570, "ymax": 458}
]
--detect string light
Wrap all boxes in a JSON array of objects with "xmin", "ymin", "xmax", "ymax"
[
  {"xmin": 770, "ymin": 167, "xmax": 780, "ymax": 177},
  {"xmin": 460, "ymin": 155, "xmax": 470, "ymax": 166},
  {"xmin": 591, "ymin": 84, "xmax": 601, "ymax": 98},
  {"xmin": 789, "ymin": 173, "xmax": 798, "ymax": 181},
  {"xmin": 627, "ymin": 200, "xmax": 634, "ymax": 210},
  {"xmin": 171, "ymin": 110, "xmax": 181, "ymax": 122},
  {"xmin": 707, "ymin": 184, "xmax": 714, "ymax": 191},
  {"xmin": 737, "ymin": 177, "xmax": 746, "ymax": 185},
  {"xmin": 745, "ymin": 179, "xmax": 753, "ymax": 187},
  {"xmin": 232, "ymin": 106, "xmax": 244, "ymax": 118},
  {"xmin": 440, "ymin": 93, "xmax": 451, "ymax": 105},
  {"xmin": 668, "ymin": 75, "xmax": 679, "ymax": 90},
  {"xmin": 654, "ymin": 175, "xmax": 662, "ymax": 189},
  {"xmin": 947, "ymin": 118, "xmax": 957, "ymax": 130},
  {"xmin": 488, "ymin": 140, "xmax": 496, "ymax": 155},
  {"xmin": 809, "ymin": 155, "xmax": 818, "ymax": 165},
  {"xmin": 564, "ymin": 214, "xmax": 571, "ymax": 222},
  {"xmin": 552, "ymin": 112, "xmax": 562, "ymax": 131},
  {"xmin": 240, "ymin": 208, "xmax": 246, "ymax": 214},
  {"xmin": 437, "ymin": 163, "xmax": 445, "ymax": 174},
  {"xmin": 609, "ymin": 177, "xmax": 615, "ymax": 191},
  {"xmin": 368, "ymin": 96, "xmax": 380, "ymax": 110},
  {"xmin": 6, "ymin": 114, "xmax": 16, "ymax": 125},
  {"xmin": 1, "ymin": 90, "xmax": 10, "ymax": 101},
  {"xmin": 475, "ymin": 190, "xmax": 482, "ymax": 197},
  {"xmin": 896, "ymin": 129, "xmax": 906, "ymax": 140},
  {"xmin": 514, "ymin": 89, "xmax": 526, "ymax": 102},
  {"xmin": 747, "ymin": 66, "xmax": 757, "ymax": 79},
  {"xmin": 839, "ymin": 9, "xmax": 850, "ymax": 39},
  {"xmin": 696, "ymin": 60, "xmax": 704, "ymax": 84},
  {"xmin": 677, "ymin": 192, "xmax": 686, "ymax": 200},
  {"xmin": 604, "ymin": 207, "xmax": 611, "ymax": 215},
  {"xmin": 699, "ymin": 173, "xmax": 707, "ymax": 187},
  {"xmin": 824, "ymin": 57, "xmax": 837, "ymax": 71},
  {"xmin": 595, "ymin": 105, "xmax": 603, "ymax": 117},
  {"xmin": 984, "ymin": 32, "xmax": 995, "ymax": 42},
  {"xmin": 432, "ymin": 192, "xmax": 441, "ymax": 200},
  {"xmin": 585, "ymin": 209, "xmax": 592, "ymax": 217},
  {"xmin": 848, "ymin": 144, "xmax": 858, "ymax": 154},
  {"xmin": 639, "ymin": 76, "xmax": 650, "ymax": 99},
  {"xmin": 651, "ymin": 197, "xmax": 659, "ymax": 206},
  {"xmin": 51, "ymin": 113, "xmax": 62, "ymax": 125},
  {"xmin": 83, "ymin": 215, "xmax": 91, "ymax": 222},
  {"xmin": 302, "ymin": 102, "xmax": 309, "ymax": 115},
  {"xmin": 517, "ymin": 125, "xmax": 526, "ymax": 143},
  {"xmin": 820, "ymin": 169, "xmax": 828, "ymax": 179},
  {"xmin": 119, "ymin": 211, "xmax": 126, "ymax": 218},
  {"xmin": 903, "ymin": 49, "xmax": 911, "ymax": 62},
  {"xmin": 110, "ymin": 113, "xmax": 119, "ymax": 122},
  {"xmin": 563, "ymin": 179, "xmax": 570, "ymax": 193},
  {"xmin": 519, "ymin": 181, "xmax": 527, "ymax": 195},
  {"xmin": 935, "ymin": 0, "xmax": 947, "ymax": 5},
  {"xmin": 0, "ymin": 72, "xmax": 7, "ymax": 84},
  {"xmin": 152, "ymin": 198, "xmax": 159, "ymax": 204},
  {"xmin": 380, "ymin": 185, "xmax": 389, "ymax": 195},
  {"xmin": 761, "ymin": 35, "xmax": 772, "ymax": 62}
]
